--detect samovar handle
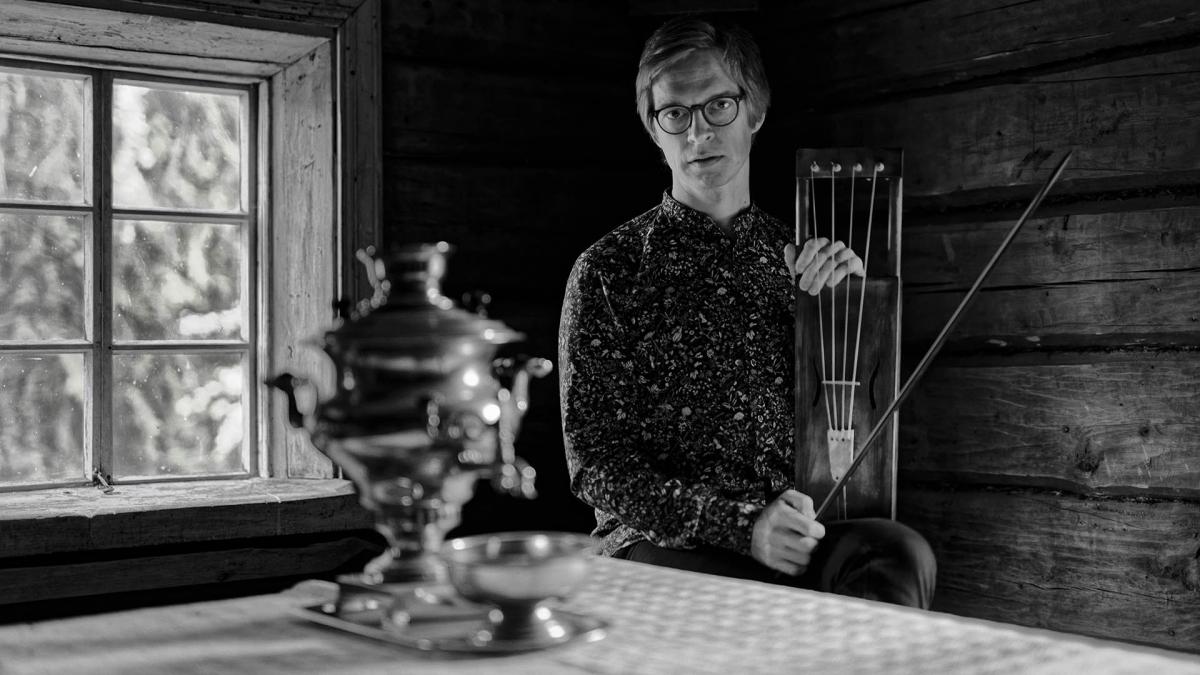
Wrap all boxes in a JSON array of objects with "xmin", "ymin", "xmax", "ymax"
[
  {"xmin": 354, "ymin": 246, "xmax": 391, "ymax": 315},
  {"xmin": 490, "ymin": 356, "xmax": 554, "ymax": 499},
  {"xmin": 493, "ymin": 356, "xmax": 554, "ymax": 437}
]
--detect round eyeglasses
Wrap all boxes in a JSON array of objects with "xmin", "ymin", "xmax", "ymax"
[{"xmin": 652, "ymin": 94, "xmax": 744, "ymax": 135}]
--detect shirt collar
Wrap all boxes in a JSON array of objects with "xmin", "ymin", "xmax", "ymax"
[
  {"xmin": 657, "ymin": 191, "xmax": 763, "ymax": 239},
  {"xmin": 638, "ymin": 191, "xmax": 779, "ymax": 289}
]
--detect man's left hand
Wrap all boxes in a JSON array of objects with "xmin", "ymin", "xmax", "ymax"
[{"xmin": 784, "ymin": 238, "xmax": 865, "ymax": 295}]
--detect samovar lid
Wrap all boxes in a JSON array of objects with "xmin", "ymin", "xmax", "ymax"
[{"xmin": 327, "ymin": 242, "xmax": 524, "ymax": 349}]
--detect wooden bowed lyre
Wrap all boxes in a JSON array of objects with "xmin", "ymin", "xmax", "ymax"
[
  {"xmin": 793, "ymin": 147, "xmax": 904, "ymax": 522},
  {"xmin": 794, "ymin": 147, "xmax": 1073, "ymax": 521}
]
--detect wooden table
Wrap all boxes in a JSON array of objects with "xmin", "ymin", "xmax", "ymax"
[{"xmin": 2, "ymin": 556, "xmax": 1198, "ymax": 674}]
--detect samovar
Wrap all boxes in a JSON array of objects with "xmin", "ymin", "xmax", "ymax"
[{"xmin": 266, "ymin": 242, "xmax": 551, "ymax": 589}]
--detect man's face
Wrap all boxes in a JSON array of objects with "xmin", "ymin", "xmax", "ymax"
[{"xmin": 650, "ymin": 49, "xmax": 763, "ymax": 195}]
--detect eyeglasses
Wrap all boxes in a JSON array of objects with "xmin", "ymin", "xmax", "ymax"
[{"xmin": 651, "ymin": 93, "xmax": 744, "ymax": 135}]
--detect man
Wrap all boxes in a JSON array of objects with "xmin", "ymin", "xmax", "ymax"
[{"xmin": 558, "ymin": 17, "xmax": 935, "ymax": 608}]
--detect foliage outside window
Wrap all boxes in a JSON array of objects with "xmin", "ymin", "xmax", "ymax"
[{"xmin": 0, "ymin": 60, "xmax": 258, "ymax": 489}]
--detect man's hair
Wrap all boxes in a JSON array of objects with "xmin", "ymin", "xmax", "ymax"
[{"xmin": 635, "ymin": 17, "xmax": 771, "ymax": 138}]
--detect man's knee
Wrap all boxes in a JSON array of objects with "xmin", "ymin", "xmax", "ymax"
[
  {"xmin": 871, "ymin": 518, "xmax": 937, "ymax": 608},
  {"xmin": 873, "ymin": 519, "xmax": 935, "ymax": 575},
  {"xmin": 825, "ymin": 518, "xmax": 937, "ymax": 609}
]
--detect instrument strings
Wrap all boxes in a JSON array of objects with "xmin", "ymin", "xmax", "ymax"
[{"xmin": 804, "ymin": 160, "xmax": 883, "ymax": 519}]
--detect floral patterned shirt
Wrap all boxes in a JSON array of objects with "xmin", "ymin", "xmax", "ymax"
[{"xmin": 559, "ymin": 192, "xmax": 797, "ymax": 558}]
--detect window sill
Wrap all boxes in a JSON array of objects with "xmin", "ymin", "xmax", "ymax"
[{"xmin": 0, "ymin": 478, "xmax": 374, "ymax": 559}]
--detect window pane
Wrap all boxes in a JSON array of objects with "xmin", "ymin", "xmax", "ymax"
[
  {"xmin": 0, "ymin": 68, "xmax": 91, "ymax": 204},
  {"xmin": 0, "ymin": 212, "xmax": 88, "ymax": 341},
  {"xmin": 112, "ymin": 83, "xmax": 244, "ymax": 211},
  {"xmin": 112, "ymin": 219, "xmax": 243, "ymax": 341},
  {"xmin": 112, "ymin": 352, "xmax": 245, "ymax": 478},
  {"xmin": 0, "ymin": 353, "xmax": 86, "ymax": 484}
]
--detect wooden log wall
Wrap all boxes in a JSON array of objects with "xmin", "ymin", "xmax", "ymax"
[{"xmin": 756, "ymin": 0, "xmax": 1200, "ymax": 652}]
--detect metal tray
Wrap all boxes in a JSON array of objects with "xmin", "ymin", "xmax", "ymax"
[{"xmin": 296, "ymin": 600, "xmax": 607, "ymax": 654}]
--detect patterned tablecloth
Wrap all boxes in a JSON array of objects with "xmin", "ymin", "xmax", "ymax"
[{"xmin": 2, "ymin": 556, "xmax": 1198, "ymax": 674}]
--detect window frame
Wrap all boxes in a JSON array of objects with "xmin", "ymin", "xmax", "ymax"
[
  {"xmin": 0, "ymin": 0, "xmax": 380, "ymax": 491},
  {"xmin": 0, "ymin": 59, "xmax": 263, "ymax": 490}
]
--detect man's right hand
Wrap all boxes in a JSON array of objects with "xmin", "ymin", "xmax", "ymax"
[{"xmin": 750, "ymin": 489, "xmax": 826, "ymax": 576}]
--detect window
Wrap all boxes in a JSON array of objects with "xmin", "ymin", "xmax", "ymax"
[
  {"xmin": 0, "ymin": 3, "xmax": 380, "ymax": 601},
  {"xmin": 0, "ymin": 0, "xmax": 380, "ymax": 496},
  {"xmin": 0, "ymin": 62, "xmax": 260, "ymax": 489}
]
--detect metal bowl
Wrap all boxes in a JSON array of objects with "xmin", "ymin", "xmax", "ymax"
[
  {"xmin": 441, "ymin": 531, "xmax": 596, "ymax": 604},
  {"xmin": 439, "ymin": 531, "xmax": 600, "ymax": 648}
]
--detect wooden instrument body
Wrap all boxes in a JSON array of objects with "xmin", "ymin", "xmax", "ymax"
[
  {"xmin": 793, "ymin": 148, "xmax": 903, "ymax": 520},
  {"xmin": 795, "ymin": 279, "xmax": 899, "ymax": 519}
]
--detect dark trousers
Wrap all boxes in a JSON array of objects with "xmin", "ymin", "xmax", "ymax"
[{"xmin": 614, "ymin": 518, "xmax": 936, "ymax": 609}]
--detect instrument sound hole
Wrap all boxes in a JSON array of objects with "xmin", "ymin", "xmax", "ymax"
[
  {"xmin": 809, "ymin": 358, "xmax": 822, "ymax": 408},
  {"xmin": 868, "ymin": 362, "xmax": 880, "ymax": 409}
]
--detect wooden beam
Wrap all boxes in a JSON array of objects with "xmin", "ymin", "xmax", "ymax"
[
  {"xmin": 904, "ymin": 274, "xmax": 1200, "ymax": 351},
  {"xmin": 382, "ymin": 0, "xmax": 628, "ymax": 72},
  {"xmin": 901, "ymin": 208, "xmax": 1200, "ymax": 351},
  {"xmin": 0, "ymin": 535, "xmax": 377, "ymax": 605},
  {"xmin": 383, "ymin": 162, "xmax": 661, "ymax": 270},
  {"xmin": 33, "ymin": 0, "xmax": 361, "ymax": 35},
  {"xmin": 769, "ymin": 0, "xmax": 1200, "ymax": 105},
  {"xmin": 0, "ymin": 0, "xmax": 327, "ymax": 78},
  {"xmin": 898, "ymin": 486, "xmax": 1200, "ymax": 652},
  {"xmin": 0, "ymin": 479, "xmax": 371, "ymax": 557},
  {"xmin": 905, "ymin": 209, "xmax": 1200, "ymax": 290},
  {"xmin": 777, "ymin": 45, "xmax": 1200, "ymax": 200},
  {"xmin": 381, "ymin": 63, "xmax": 635, "ymax": 163},
  {"xmin": 628, "ymin": 0, "xmax": 759, "ymax": 15},
  {"xmin": 904, "ymin": 170, "xmax": 1200, "ymax": 225},
  {"xmin": 268, "ymin": 41, "xmax": 338, "ymax": 479},
  {"xmin": 337, "ymin": 0, "xmax": 382, "ymax": 308},
  {"xmin": 900, "ymin": 355, "xmax": 1200, "ymax": 498}
]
